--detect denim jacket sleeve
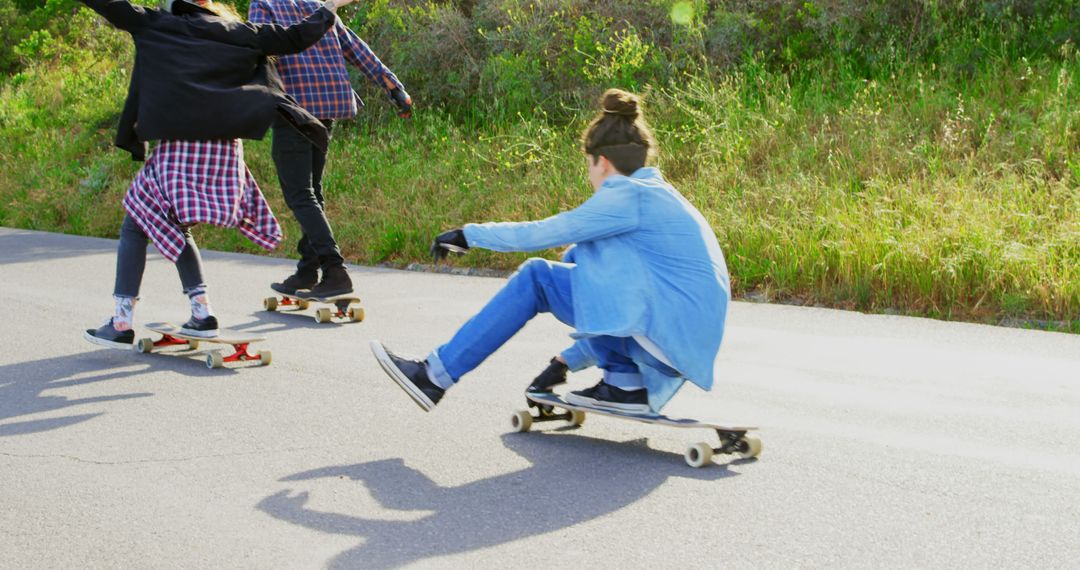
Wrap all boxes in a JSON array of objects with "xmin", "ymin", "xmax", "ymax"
[{"xmin": 463, "ymin": 182, "xmax": 639, "ymax": 252}]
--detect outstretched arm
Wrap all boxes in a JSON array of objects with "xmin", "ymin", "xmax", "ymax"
[
  {"xmin": 337, "ymin": 22, "xmax": 411, "ymax": 116},
  {"xmin": 462, "ymin": 185, "xmax": 641, "ymax": 253},
  {"xmin": 337, "ymin": 23, "xmax": 403, "ymax": 92},
  {"xmin": 77, "ymin": 0, "xmax": 150, "ymax": 32}
]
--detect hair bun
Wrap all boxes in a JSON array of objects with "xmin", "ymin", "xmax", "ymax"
[{"xmin": 601, "ymin": 89, "xmax": 640, "ymax": 119}]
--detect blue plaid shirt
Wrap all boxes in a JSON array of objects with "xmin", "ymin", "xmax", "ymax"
[{"xmin": 248, "ymin": 0, "xmax": 403, "ymax": 120}]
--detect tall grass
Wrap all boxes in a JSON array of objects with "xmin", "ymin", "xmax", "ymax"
[{"xmin": 0, "ymin": 0, "xmax": 1077, "ymax": 331}]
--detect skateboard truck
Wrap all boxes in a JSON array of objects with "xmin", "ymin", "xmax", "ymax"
[
  {"xmin": 264, "ymin": 293, "xmax": 364, "ymax": 324},
  {"xmin": 137, "ymin": 323, "xmax": 271, "ymax": 369},
  {"xmin": 211, "ymin": 342, "xmax": 264, "ymax": 367}
]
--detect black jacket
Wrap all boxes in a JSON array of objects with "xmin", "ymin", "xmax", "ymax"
[{"xmin": 79, "ymin": 0, "xmax": 336, "ymax": 160}]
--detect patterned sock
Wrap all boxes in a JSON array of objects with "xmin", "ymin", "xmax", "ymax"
[
  {"xmin": 112, "ymin": 295, "xmax": 137, "ymax": 331},
  {"xmin": 185, "ymin": 287, "xmax": 214, "ymax": 320}
]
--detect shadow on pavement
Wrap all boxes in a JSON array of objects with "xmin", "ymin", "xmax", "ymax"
[
  {"xmin": 258, "ymin": 432, "xmax": 742, "ymax": 569},
  {"xmin": 0, "ymin": 230, "xmax": 115, "ymax": 266},
  {"xmin": 226, "ymin": 310, "xmax": 350, "ymax": 334},
  {"xmin": 0, "ymin": 353, "xmax": 153, "ymax": 437}
]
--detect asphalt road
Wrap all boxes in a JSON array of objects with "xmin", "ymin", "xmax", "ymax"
[{"xmin": 1, "ymin": 227, "xmax": 1078, "ymax": 569}]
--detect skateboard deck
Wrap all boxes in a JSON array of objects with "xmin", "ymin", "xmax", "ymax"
[
  {"xmin": 136, "ymin": 322, "xmax": 270, "ymax": 369},
  {"xmin": 515, "ymin": 391, "xmax": 762, "ymax": 468},
  {"xmin": 263, "ymin": 291, "xmax": 364, "ymax": 324}
]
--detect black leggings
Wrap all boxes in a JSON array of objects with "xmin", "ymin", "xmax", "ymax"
[{"xmin": 113, "ymin": 214, "xmax": 206, "ymax": 298}]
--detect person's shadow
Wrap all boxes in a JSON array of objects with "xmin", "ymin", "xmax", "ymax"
[
  {"xmin": 258, "ymin": 431, "xmax": 749, "ymax": 568},
  {"xmin": 0, "ymin": 353, "xmax": 153, "ymax": 437}
]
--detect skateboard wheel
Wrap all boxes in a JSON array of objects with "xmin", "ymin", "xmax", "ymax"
[
  {"xmin": 348, "ymin": 307, "xmax": 365, "ymax": 322},
  {"xmin": 315, "ymin": 308, "xmax": 332, "ymax": 323},
  {"xmin": 685, "ymin": 442, "xmax": 713, "ymax": 468},
  {"xmin": 568, "ymin": 410, "xmax": 586, "ymax": 426},
  {"xmin": 737, "ymin": 435, "xmax": 763, "ymax": 459},
  {"xmin": 206, "ymin": 351, "xmax": 224, "ymax": 369},
  {"xmin": 258, "ymin": 350, "xmax": 272, "ymax": 366},
  {"xmin": 511, "ymin": 410, "xmax": 533, "ymax": 433},
  {"xmin": 136, "ymin": 338, "xmax": 154, "ymax": 354},
  {"xmin": 297, "ymin": 299, "xmax": 310, "ymax": 310},
  {"xmin": 263, "ymin": 297, "xmax": 278, "ymax": 311},
  {"xmin": 187, "ymin": 340, "xmax": 200, "ymax": 350}
]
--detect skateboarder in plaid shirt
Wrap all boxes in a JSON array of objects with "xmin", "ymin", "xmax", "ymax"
[
  {"xmin": 249, "ymin": 0, "xmax": 412, "ymax": 299},
  {"xmin": 82, "ymin": 0, "xmax": 360, "ymax": 349},
  {"xmin": 371, "ymin": 90, "xmax": 732, "ymax": 414}
]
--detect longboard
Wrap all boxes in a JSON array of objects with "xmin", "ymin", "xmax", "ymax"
[
  {"xmin": 263, "ymin": 291, "xmax": 363, "ymax": 324},
  {"xmin": 136, "ymin": 322, "xmax": 270, "ymax": 369},
  {"xmin": 516, "ymin": 391, "xmax": 761, "ymax": 468}
]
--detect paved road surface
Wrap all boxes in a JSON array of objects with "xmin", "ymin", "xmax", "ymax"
[{"xmin": 1, "ymin": 227, "xmax": 1078, "ymax": 568}]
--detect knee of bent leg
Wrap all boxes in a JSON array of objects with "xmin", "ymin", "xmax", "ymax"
[
  {"xmin": 507, "ymin": 256, "xmax": 557, "ymax": 287},
  {"xmin": 512, "ymin": 257, "xmax": 554, "ymax": 282}
]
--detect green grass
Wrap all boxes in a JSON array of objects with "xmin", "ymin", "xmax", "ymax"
[{"xmin": 1, "ymin": 41, "xmax": 1077, "ymax": 332}]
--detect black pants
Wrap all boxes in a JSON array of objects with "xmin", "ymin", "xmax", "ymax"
[
  {"xmin": 113, "ymin": 214, "xmax": 205, "ymax": 298},
  {"xmin": 271, "ymin": 118, "xmax": 344, "ymax": 274}
]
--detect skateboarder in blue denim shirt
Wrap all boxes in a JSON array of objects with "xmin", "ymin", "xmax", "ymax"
[{"xmin": 371, "ymin": 89, "xmax": 731, "ymax": 414}]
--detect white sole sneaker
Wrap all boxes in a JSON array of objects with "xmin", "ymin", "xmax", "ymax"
[
  {"xmin": 369, "ymin": 340, "xmax": 435, "ymax": 412},
  {"xmin": 83, "ymin": 330, "xmax": 134, "ymax": 351},
  {"xmin": 565, "ymin": 391, "xmax": 650, "ymax": 414}
]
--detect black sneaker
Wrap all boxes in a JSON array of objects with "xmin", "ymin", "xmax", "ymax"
[
  {"xmin": 299, "ymin": 265, "xmax": 353, "ymax": 300},
  {"xmin": 271, "ymin": 270, "xmax": 319, "ymax": 295},
  {"xmin": 369, "ymin": 340, "xmax": 444, "ymax": 411},
  {"xmin": 566, "ymin": 381, "xmax": 650, "ymax": 414},
  {"xmin": 84, "ymin": 319, "xmax": 135, "ymax": 349},
  {"xmin": 180, "ymin": 315, "xmax": 219, "ymax": 338},
  {"xmin": 526, "ymin": 357, "xmax": 569, "ymax": 393}
]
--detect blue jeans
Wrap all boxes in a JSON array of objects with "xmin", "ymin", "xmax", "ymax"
[{"xmin": 426, "ymin": 258, "xmax": 678, "ymax": 389}]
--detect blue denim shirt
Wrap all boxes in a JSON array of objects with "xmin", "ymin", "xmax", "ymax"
[{"xmin": 464, "ymin": 167, "xmax": 730, "ymax": 409}]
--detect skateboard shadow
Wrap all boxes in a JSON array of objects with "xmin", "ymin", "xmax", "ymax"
[
  {"xmin": 0, "ymin": 353, "xmax": 154, "ymax": 437},
  {"xmin": 258, "ymin": 432, "xmax": 741, "ymax": 569},
  {"xmin": 220, "ymin": 310, "xmax": 341, "ymax": 334}
]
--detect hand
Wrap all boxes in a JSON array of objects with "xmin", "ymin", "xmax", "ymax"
[
  {"xmin": 390, "ymin": 88, "xmax": 412, "ymax": 119},
  {"xmin": 430, "ymin": 228, "xmax": 469, "ymax": 262}
]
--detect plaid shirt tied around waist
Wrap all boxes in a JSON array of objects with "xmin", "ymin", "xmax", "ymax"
[
  {"xmin": 123, "ymin": 140, "xmax": 282, "ymax": 261},
  {"xmin": 248, "ymin": 0, "xmax": 403, "ymax": 120}
]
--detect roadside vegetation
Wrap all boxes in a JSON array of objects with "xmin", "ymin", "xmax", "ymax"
[{"xmin": 1, "ymin": 0, "xmax": 1077, "ymax": 331}]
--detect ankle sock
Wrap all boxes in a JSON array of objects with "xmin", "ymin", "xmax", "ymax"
[
  {"xmin": 602, "ymin": 371, "xmax": 646, "ymax": 391},
  {"xmin": 112, "ymin": 295, "xmax": 137, "ymax": 331},
  {"xmin": 185, "ymin": 286, "xmax": 214, "ymax": 320}
]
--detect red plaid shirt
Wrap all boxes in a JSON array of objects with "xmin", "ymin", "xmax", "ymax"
[
  {"xmin": 248, "ymin": 0, "xmax": 403, "ymax": 120},
  {"xmin": 123, "ymin": 140, "xmax": 282, "ymax": 261}
]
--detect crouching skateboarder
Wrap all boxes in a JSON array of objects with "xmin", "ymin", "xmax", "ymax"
[{"xmin": 371, "ymin": 89, "xmax": 732, "ymax": 414}]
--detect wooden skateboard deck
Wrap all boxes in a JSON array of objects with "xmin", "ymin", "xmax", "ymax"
[
  {"xmin": 263, "ymin": 291, "xmax": 364, "ymax": 324},
  {"xmin": 515, "ymin": 391, "xmax": 762, "ymax": 468},
  {"xmin": 137, "ymin": 322, "xmax": 270, "ymax": 369}
]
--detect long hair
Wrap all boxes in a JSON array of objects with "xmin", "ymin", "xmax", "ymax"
[
  {"xmin": 580, "ymin": 89, "xmax": 657, "ymax": 175},
  {"xmin": 203, "ymin": 1, "xmax": 242, "ymax": 21}
]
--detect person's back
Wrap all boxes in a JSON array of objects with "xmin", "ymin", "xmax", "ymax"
[
  {"xmin": 249, "ymin": 0, "xmax": 410, "ymax": 300},
  {"xmin": 248, "ymin": 0, "xmax": 408, "ymax": 120}
]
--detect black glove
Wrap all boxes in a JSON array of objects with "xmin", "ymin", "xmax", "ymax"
[
  {"xmin": 430, "ymin": 228, "xmax": 469, "ymax": 261},
  {"xmin": 390, "ymin": 88, "xmax": 412, "ymax": 118}
]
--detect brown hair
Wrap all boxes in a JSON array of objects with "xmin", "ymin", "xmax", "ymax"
[{"xmin": 581, "ymin": 89, "xmax": 657, "ymax": 175}]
